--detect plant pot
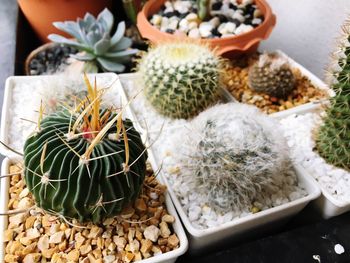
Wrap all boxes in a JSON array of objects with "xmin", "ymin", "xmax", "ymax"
[
  {"xmin": 17, "ymin": 0, "xmax": 112, "ymax": 43},
  {"xmin": 136, "ymin": 0, "xmax": 276, "ymax": 58},
  {"xmin": 0, "ymin": 74, "xmax": 139, "ymax": 158},
  {"xmin": 25, "ymin": 42, "xmax": 78, "ymax": 75},
  {"xmin": 279, "ymin": 109, "xmax": 350, "ymax": 219},
  {"xmin": 0, "ymin": 157, "xmax": 188, "ymax": 262},
  {"xmin": 223, "ymin": 50, "xmax": 334, "ymax": 118},
  {"xmin": 147, "ymin": 150, "xmax": 320, "ymax": 251}
]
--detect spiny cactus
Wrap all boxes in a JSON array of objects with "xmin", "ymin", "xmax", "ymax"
[
  {"xmin": 169, "ymin": 103, "xmax": 293, "ymax": 211},
  {"xmin": 316, "ymin": 22, "xmax": 350, "ymax": 171},
  {"xmin": 248, "ymin": 52, "xmax": 296, "ymax": 99},
  {"xmin": 48, "ymin": 8, "xmax": 138, "ymax": 73},
  {"xmin": 23, "ymin": 76, "xmax": 147, "ymax": 223},
  {"xmin": 138, "ymin": 42, "xmax": 222, "ymax": 119}
]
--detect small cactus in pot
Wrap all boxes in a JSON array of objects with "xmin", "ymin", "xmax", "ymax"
[
  {"xmin": 138, "ymin": 42, "xmax": 223, "ymax": 119},
  {"xmin": 23, "ymin": 75, "xmax": 147, "ymax": 223},
  {"xmin": 168, "ymin": 103, "xmax": 294, "ymax": 211},
  {"xmin": 48, "ymin": 8, "xmax": 138, "ymax": 73},
  {"xmin": 248, "ymin": 52, "xmax": 296, "ymax": 99}
]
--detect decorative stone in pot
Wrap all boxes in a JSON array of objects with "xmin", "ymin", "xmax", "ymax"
[{"xmin": 137, "ymin": 0, "xmax": 276, "ymax": 58}]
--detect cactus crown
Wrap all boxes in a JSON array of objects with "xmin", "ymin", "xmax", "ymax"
[
  {"xmin": 48, "ymin": 8, "xmax": 138, "ymax": 73},
  {"xmin": 23, "ymin": 75, "xmax": 147, "ymax": 223},
  {"xmin": 316, "ymin": 23, "xmax": 350, "ymax": 171},
  {"xmin": 248, "ymin": 52, "xmax": 296, "ymax": 99},
  {"xmin": 139, "ymin": 42, "xmax": 222, "ymax": 119},
  {"xmin": 168, "ymin": 103, "xmax": 293, "ymax": 211}
]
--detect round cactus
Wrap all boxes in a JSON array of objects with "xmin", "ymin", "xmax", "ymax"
[
  {"xmin": 139, "ymin": 42, "xmax": 222, "ymax": 119},
  {"xmin": 23, "ymin": 78, "xmax": 147, "ymax": 223},
  {"xmin": 248, "ymin": 52, "xmax": 296, "ymax": 99},
  {"xmin": 168, "ymin": 103, "xmax": 293, "ymax": 211}
]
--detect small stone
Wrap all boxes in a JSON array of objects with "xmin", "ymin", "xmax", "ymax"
[
  {"xmin": 135, "ymin": 198, "xmax": 147, "ymax": 212},
  {"xmin": 252, "ymin": 18, "xmax": 262, "ymax": 26},
  {"xmin": 18, "ymin": 197, "xmax": 32, "ymax": 209},
  {"xmin": 41, "ymin": 248, "xmax": 56, "ymax": 258},
  {"xmin": 167, "ymin": 234, "xmax": 180, "ymax": 248},
  {"xmin": 232, "ymin": 11, "xmax": 245, "ymax": 23},
  {"xmin": 121, "ymin": 206, "xmax": 135, "ymax": 219},
  {"xmin": 179, "ymin": 18, "xmax": 189, "ymax": 32},
  {"xmin": 140, "ymin": 239, "xmax": 153, "ymax": 253},
  {"xmin": 113, "ymin": 236, "xmax": 127, "ymax": 249},
  {"xmin": 188, "ymin": 28, "xmax": 200, "ymax": 38},
  {"xmin": 144, "ymin": 225, "xmax": 161, "ymax": 242},
  {"xmin": 225, "ymin": 22, "xmax": 237, "ymax": 33},
  {"xmin": 209, "ymin": 17, "xmax": 220, "ymax": 27},
  {"xmin": 4, "ymin": 229, "xmax": 14, "ymax": 242},
  {"xmin": 104, "ymin": 255, "xmax": 116, "ymax": 263},
  {"xmin": 9, "ymin": 213, "xmax": 26, "ymax": 226},
  {"xmin": 129, "ymin": 239, "xmax": 140, "ymax": 253},
  {"xmin": 185, "ymin": 13, "xmax": 198, "ymax": 22},
  {"xmin": 199, "ymin": 22, "xmax": 214, "ymax": 38},
  {"xmin": 151, "ymin": 14, "xmax": 162, "ymax": 26},
  {"xmin": 49, "ymin": 231, "xmax": 64, "ymax": 244},
  {"xmin": 80, "ymin": 244, "xmax": 92, "ymax": 255},
  {"xmin": 335, "ymin": 244, "xmax": 345, "ymax": 254},
  {"xmin": 160, "ymin": 221, "xmax": 171, "ymax": 238},
  {"xmin": 162, "ymin": 214, "xmax": 175, "ymax": 223},
  {"xmin": 23, "ymin": 253, "xmax": 41, "ymax": 263},
  {"xmin": 37, "ymin": 235, "xmax": 49, "ymax": 251},
  {"xmin": 19, "ymin": 188, "xmax": 30, "ymax": 198},
  {"xmin": 235, "ymin": 24, "xmax": 254, "ymax": 34},
  {"xmin": 4, "ymin": 254, "xmax": 19, "ymax": 262},
  {"xmin": 254, "ymin": 9, "xmax": 263, "ymax": 18},
  {"xmin": 124, "ymin": 251, "xmax": 135, "ymax": 263},
  {"xmin": 88, "ymin": 226, "xmax": 103, "ymax": 239},
  {"xmin": 25, "ymin": 216, "xmax": 36, "ymax": 230},
  {"xmin": 26, "ymin": 228, "xmax": 41, "ymax": 240},
  {"xmin": 67, "ymin": 249, "xmax": 79, "ymax": 261}
]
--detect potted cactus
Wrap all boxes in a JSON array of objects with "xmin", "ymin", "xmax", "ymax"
[
  {"xmin": 279, "ymin": 19, "xmax": 350, "ymax": 218},
  {"xmin": 223, "ymin": 51, "xmax": 332, "ymax": 116},
  {"xmin": 137, "ymin": 0, "xmax": 276, "ymax": 57},
  {"xmin": 26, "ymin": 9, "xmax": 138, "ymax": 75},
  {"xmin": 0, "ymin": 74, "xmax": 188, "ymax": 262},
  {"xmin": 151, "ymin": 102, "xmax": 320, "ymax": 250}
]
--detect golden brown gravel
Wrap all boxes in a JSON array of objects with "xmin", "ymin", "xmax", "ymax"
[
  {"xmin": 4, "ymin": 164, "xmax": 179, "ymax": 263},
  {"xmin": 222, "ymin": 54, "xmax": 329, "ymax": 114}
]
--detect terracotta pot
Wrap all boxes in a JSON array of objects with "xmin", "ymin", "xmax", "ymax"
[
  {"xmin": 17, "ymin": 0, "xmax": 112, "ymax": 43},
  {"xmin": 137, "ymin": 0, "xmax": 276, "ymax": 57}
]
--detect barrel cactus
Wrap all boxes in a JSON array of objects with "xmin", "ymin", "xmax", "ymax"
[
  {"xmin": 23, "ymin": 77, "xmax": 147, "ymax": 223},
  {"xmin": 168, "ymin": 103, "xmax": 294, "ymax": 211},
  {"xmin": 316, "ymin": 23, "xmax": 350, "ymax": 171},
  {"xmin": 248, "ymin": 52, "xmax": 296, "ymax": 99},
  {"xmin": 138, "ymin": 42, "xmax": 222, "ymax": 119},
  {"xmin": 48, "ymin": 8, "xmax": 138, "ymax": 73}
]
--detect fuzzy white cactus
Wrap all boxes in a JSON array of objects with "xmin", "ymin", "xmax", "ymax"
[{"xmin": 166, "ymin": 103, "xmax": 295, "ymax": 211}]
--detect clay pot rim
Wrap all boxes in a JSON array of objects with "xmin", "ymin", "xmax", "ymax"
[{"xmin": 25, "ymin": 42, "xmax": 59, "ymax": 75}]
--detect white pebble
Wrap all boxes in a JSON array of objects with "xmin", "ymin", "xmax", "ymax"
[
  {"xmin": 334, "ymin": 244, "xmax": 345, "ymax": 254},
  {"xmin": 199, "ymin": 22, "xmax": 213, "ymax": 38},
  {"xmin": 235, "ymin": 24, "xmax": 254, "ymax": 34},
  {"xmin": 225, "ymin": 22, "xmax": 236, "ymax": 33},
  {"xmin": 143, "ymin": 225, "xmax": 161, "ymax": 242},
  {"xmin": 186, "ymin": 13, "xmax": 198, "ymax": 22},
  {"xmin": 209, "ymin": 17, "xmax": 220, "ymax": 28},
  {"xmin": 151, "ymin": 15, "xmax": 162, "ymax": 26},
  {"xmin": 232, "ymin": 11, "xmax": 245, "ymax": 23}
]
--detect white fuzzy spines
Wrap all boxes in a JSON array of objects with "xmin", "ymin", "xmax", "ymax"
[{"xmin": 168, "ymin": 103, "xmax": 295, "ymax": 211}]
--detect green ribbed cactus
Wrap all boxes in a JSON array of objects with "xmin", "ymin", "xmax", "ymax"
[
  {"xmin": 139, "ymin": 42, "xmax": 222, "ymax": 119},
  {"xmin": 23, "ymin": 77, "xmax": 147, "ymax": 223},
  {"xmin": 316, "ymin": 25, "xmax": 350, "ymax": 171}
]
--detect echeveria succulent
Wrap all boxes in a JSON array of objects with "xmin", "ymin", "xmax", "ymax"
[{"xmin": 48, "ymin": 8, "xmax": 138, "ymax": 73}]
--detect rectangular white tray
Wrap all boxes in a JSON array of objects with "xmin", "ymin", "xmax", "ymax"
[
  {"xmin": 148, "ymin": 150, "xmax": 320, "ymax": 251},
  {"xmin": 0, "ymin": 157, "xmax": 188, "ymax": 263},
  {"xmin": 0, "ymin": 73, "xmax": 139, "ymax": 159}
]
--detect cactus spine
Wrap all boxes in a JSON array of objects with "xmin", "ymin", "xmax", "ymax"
[
  {"xmin": 139, "ymin": 42, "xmax": 222, "ymax": 119},
  {"xmin": 169, "ymin": 103, "xmax": 293, "ymax": 211},
  {"xmin": 23, "ymin": 76, "xmax": 147, "ymax": 223},
  {"xmin": 316, "ymin": 23, "xmax": 350, "ymax": 171},
  {"xmin": 248, "ymin": 52, "xmax": 296, "ymax": 99}
]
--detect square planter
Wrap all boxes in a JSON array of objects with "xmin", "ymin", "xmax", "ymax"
[
  {"xmin": 147, "ymin": 150, "xmax": 320, "ymax": 251},
  {"xmin": 0, "ymin": 73, "xmax": 138, "ymax": 158},
  {"xmin": 0, "ymin": 157, "xmax": 188, "ymax": 263},
  {"xmin": 223, "ymin": 50, "xmax": 334, "ymax": 118},
  {"xmin": 278, "ymin": 108, "xmax": 350, "ymax": 219}
]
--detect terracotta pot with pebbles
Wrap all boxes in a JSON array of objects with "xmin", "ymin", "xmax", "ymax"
[
  {"xmin": 280, "ymin": 20, "xmax": 350, "ymax": 219},
  {"xmin": 223, "ymin": 51, "xmax": 332, "ymax": 116},
  {"xmin": 0, "ymin": 75, "xmax": 188, "ymax": 262},
  {"xmin": 137, "ymin": 0, "xmax": 276, "ymax": 57}
]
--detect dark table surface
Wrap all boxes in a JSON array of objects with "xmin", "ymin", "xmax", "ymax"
[{"xmin": 1, "ymin": 1, "xmax": 350, "ymax": 263}]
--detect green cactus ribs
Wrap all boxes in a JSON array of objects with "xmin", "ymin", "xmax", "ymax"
[
  {"xmin": 139, "ymin": 42, "xmax": 222, "ymax": 119},
  {"xmin": 316, "ymin": 32, "xmax": 350, "ymax": 171},
  {"xmin": 48, "ymin": 8, "xmax": 138, "ymax": 73},
  {"xmin": 23, "ymin": 76, "xmax": 147, "ymax": 223}
]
